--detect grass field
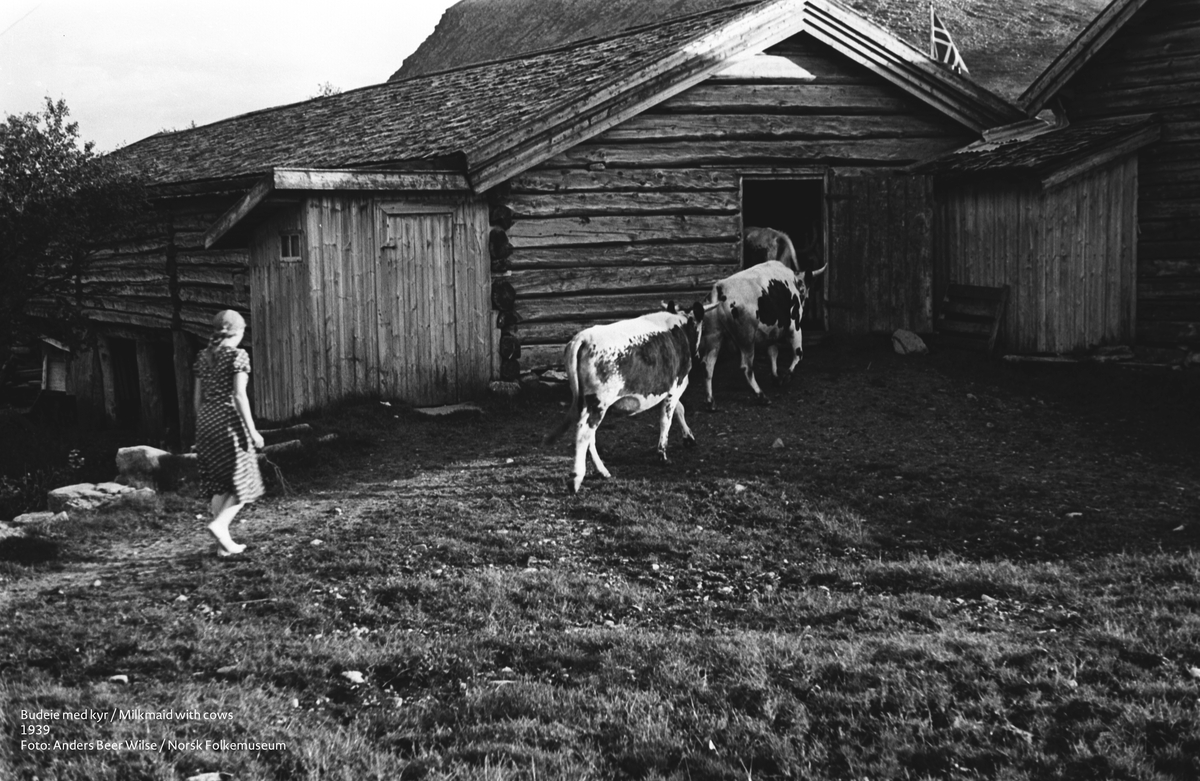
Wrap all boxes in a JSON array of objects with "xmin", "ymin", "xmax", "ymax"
[{"xmin": 3, "ymin": 336, "xmax": 1199, "ymax": 780}]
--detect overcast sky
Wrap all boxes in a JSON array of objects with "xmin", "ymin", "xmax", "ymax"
[{"xmin": 0, "ymin": 0, "xmax": 459, "ymax": 152}]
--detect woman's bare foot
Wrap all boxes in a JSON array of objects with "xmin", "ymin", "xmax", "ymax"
[{"xmin": 208, "ymin": 520, "xmax": 245, "ymax": 555}]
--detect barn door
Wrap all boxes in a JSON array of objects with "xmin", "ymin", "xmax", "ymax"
[
  {"xmin": 826, "ymin": 172, "xmax": 934, "ymax": 334},
  {"xmin": 378, "ymin": 206, "xmax": 457, "ymax": 406}
]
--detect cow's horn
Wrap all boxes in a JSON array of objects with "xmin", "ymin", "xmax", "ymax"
[
  {"xmin": 702, "ymin": 300, "xmax": 721, "ymax": 312},
  {"xmin": 810, "ymin": 263, "xmax": 828, "ymax": 278}
]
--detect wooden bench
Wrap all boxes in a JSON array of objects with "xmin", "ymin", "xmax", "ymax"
[{"xmin": 935, "ymin": 284, "xmax": 1010, "ymax": 352}]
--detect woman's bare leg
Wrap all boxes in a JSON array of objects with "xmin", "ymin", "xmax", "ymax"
[{"xmin": 207, "ymin": 493, "xmax": 246, "ymax": 555}]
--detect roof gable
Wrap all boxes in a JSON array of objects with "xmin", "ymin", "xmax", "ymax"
[
  {"xmin": 1021, "ymin": 0, "xmax": 1153, "ymax": 112},
  {"xmin": 116, "ymin": 0, "xmax": 1022, "ymax": 199}
]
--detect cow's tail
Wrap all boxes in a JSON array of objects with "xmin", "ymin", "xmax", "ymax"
[
  {"xmin": 778, "ymin": 232, "xmax": 799, "ymax": 273},
  {"xmin": 542, "ymin": 336, "xmax": 584, "ymax": 446}
]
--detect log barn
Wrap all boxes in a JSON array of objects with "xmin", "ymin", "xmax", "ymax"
[
  {"xmin": 1020, "ymin": 0, "xmax": 1200, "ymax": 346},
  {"xmin": 73, "ymin": 0, "xmax": 1023, "ymax": 436}
]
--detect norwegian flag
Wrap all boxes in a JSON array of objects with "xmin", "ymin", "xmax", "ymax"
[{"xmin": 930, "ymin": 7, "xmax": 969, "ymax": 75}]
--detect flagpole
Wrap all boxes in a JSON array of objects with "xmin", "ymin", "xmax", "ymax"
[{"xmin": 930, "ymin": 2, "xmax": 936, "ymax": 59}]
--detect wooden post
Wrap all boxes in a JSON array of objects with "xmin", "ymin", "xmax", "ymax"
[
  {"xmin": 96, "ymin": 334, "xmax": 118, "ymax": 427},
  {"xmin": 69, "ymin": 345, "xmax": 104, "ymax": 429},
  {"xmin": 172, "ymin": 330, "xmax": 196, "ymax": 445},
  {"xmin": 135, "ymin": 339, "xmax": 165, "ymax": 441}
]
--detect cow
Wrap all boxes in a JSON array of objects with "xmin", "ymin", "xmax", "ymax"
[
  {"xmin": 742, "ymin": 226, "xmax": 820, "ymax": 273},
  {"xmin": 543, "ymin": 302, "xmax": 708, "ymax": 493},
  {"xmin": 700, "ymin": 260, "xmax": 827, "ymax": 410}
]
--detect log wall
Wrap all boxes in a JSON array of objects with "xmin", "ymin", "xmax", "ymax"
[
  {"xmin": 80, "ymin": 190, "xmax": 249, "ymax": 337},
  {"xmin": 492, "ymin": 35, "xmax": 973, "ymax": 369},
  {"xmin": 249, "ymin": 194, "xmax": 492, "ymax": 421},
  {"xmin": 1063, "ymin": 0, "xmax": 1200, "ymax": 344},
  {"xmin": 934, "ymin": 155, "xmax": 1139, "ymax": 353},
  {"xmin": 68, "ymin": 186, "xmax": 250, "ymax": 440}
]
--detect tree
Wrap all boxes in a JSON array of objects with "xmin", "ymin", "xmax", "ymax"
[{"xmin": 0, "ymin": 98, "xmax": 145, "ymax": 351}]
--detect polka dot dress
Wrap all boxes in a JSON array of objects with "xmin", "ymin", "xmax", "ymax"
[{"xmin": 194, "ymin": 346, "xmax": 264, "ymax": 503}]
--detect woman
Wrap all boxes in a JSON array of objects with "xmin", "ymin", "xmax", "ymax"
[{"xmin": 193, "ymin": 310, "xmax": 264, "ymax": 556}]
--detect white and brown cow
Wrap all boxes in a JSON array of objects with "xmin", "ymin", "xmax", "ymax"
[
  {"xmin": 543, "ymin": 302, "xmax": 707, "ymax": 492},
  {"xmin": 701, "ymin": 260, "xmax": 826, "ymax": 410}
]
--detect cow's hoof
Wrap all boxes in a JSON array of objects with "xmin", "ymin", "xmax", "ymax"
[
  {"xmin": 682, "ymin": 436, "xmax": 697, "ymax": 448},
  {"xmin": 705, "ymin": 401, "xmax": 718, "ymax": 413},
  {"xmin": 657, "ymin": 449, "xmax": 670, "ymax": 463},
  {"xmin": 776, "ymin": 371, "xmax": 792, "ymax": 387},
  {"xmin": 754, "ymin": 394, "xmax": 771, "ymax": 406},
  {"xmin": 571, "ymin": 476, "xmax": 584, "ymax": 493}
]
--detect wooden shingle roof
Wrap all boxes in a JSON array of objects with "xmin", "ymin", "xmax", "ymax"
[
  {"xmin": 114, "ymin": 0, "xmax": 1023, "ymax": 197},
  {"xmin": 911, "ymin": 114, "xmax": 1159, "ymax": 187},
  {"xmin": 113, "ymin": 3, "xmax": 758, "ymax": 187}
]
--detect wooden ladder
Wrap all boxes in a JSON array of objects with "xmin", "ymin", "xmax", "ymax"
[{"xmin": 935, "ymin": 284, "xmax": 1010, "ymax": 352}]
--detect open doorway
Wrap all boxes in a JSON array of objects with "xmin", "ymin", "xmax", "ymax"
[{"xmin": 742, "ymin": 178, "xmax": 826, "ymax": 329}]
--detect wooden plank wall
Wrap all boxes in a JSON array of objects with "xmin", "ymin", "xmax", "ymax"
[
  {"xmin": 249, "ymin": 208, "xmax": 309, "ymax": 422},
  {"xmin": 1064, "ymin": 0, "xmax": 1200, "ymax": 344},
  {"xmin": 379, "ymin": 207, "xmax": 463, "ymax": 405},
  {"xmin": 249, "ymin": 194, "xmax": 491, "ymax": 421},
  {"xmin": 934, "ymin": 156, "xmax": 1138, "ymax": 353},
  {"xmin": 826, "ymin": 172, "xmax": 934, "ymax": 334},
  {"xmin": 495, "ymin": 35, "xmax": 972, "ymax": 369}
]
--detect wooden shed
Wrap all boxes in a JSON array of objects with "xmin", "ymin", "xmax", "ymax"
[
  {"xmin": 1022, "ymin": 0, "xmax": 1200, "ymax": 346},
  {"xmin": 83, "ymin": 0, "xmax": 1023, "ymax": 433},
  {"xmin": 915, "ymin": 115, "xmax": 1160, "ymax": 353},
  {"xmin": 204, "ymin": 172, "xmax": 492, "ymax": 420}
]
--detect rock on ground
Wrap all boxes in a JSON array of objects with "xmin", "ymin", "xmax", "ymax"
[
  {"xmin": 892, "ymin": 329, "xmax": 929, "ymax": 356},
  {"xmin": 47, "ymin": 484, "xmax": 110, "ymax": 513},
  {"xmin": 94, "ymin": 482, "xmax": 135, "ymax": 495},
  {"xmin": 10, "ymin": 511, "xmax": 68, "ymax": 525},
  {"xmin": 47, "ymin": 483, "xmax": 155, "ymax": 514},
  {"xmin": 115, "ymin": 446, "xmax": 171, "ymax": 488}
]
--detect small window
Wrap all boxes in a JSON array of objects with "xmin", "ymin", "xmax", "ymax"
[{"xmin": 280, "ymin": 233, "xmax": 302, "ymax": 261}]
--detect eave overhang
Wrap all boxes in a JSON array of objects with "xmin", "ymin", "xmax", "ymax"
[{"xmin": 203, "ymin": 167, "xmax": 472, "ymax": 249}]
